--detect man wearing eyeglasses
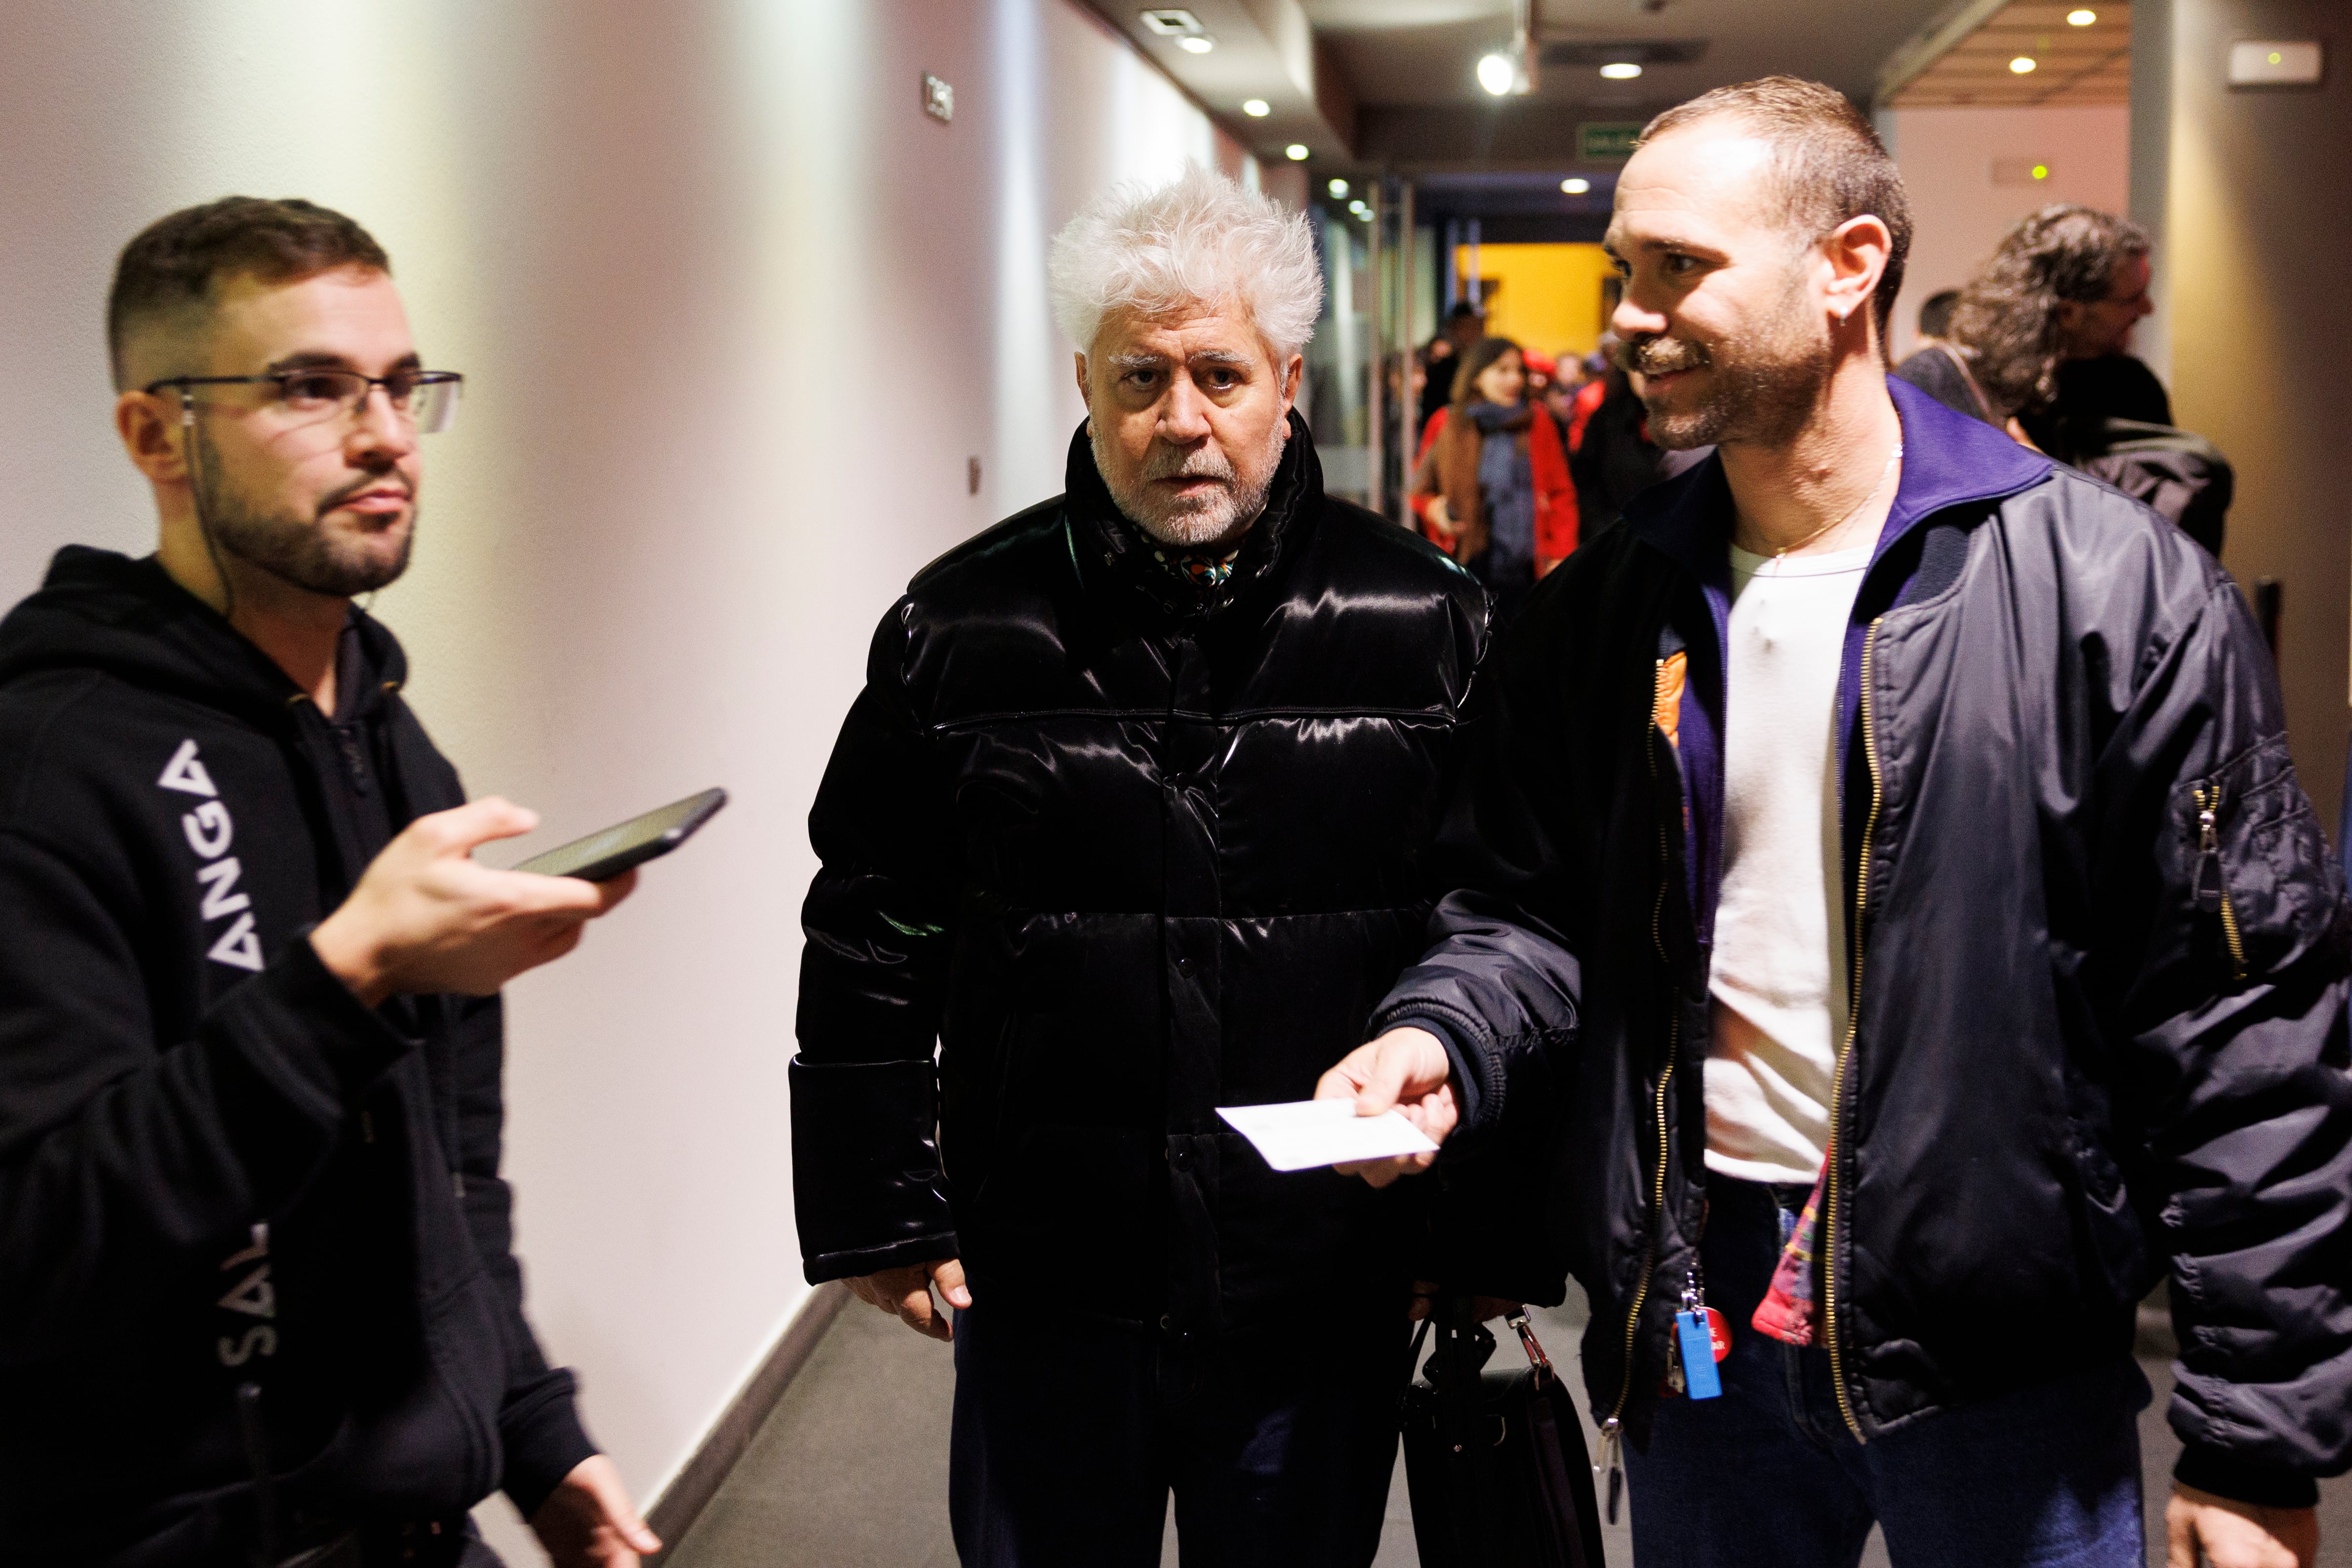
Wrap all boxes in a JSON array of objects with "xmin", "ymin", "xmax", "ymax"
[{"xmin": 0, "ymin": 198, "xmax": 655, "ymax": 1567}]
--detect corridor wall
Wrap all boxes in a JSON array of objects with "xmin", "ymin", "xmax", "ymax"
[
  {"xmin": 2133, "ymin": 0, "xmax": 2351, "ymax": 831},
  {"xmin": 0, "ymin": 1, "xmax": 1258, "ymax": 1558}
]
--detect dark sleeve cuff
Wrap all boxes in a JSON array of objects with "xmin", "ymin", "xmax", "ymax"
[
  {"xmin": 2175, "ymin": 1444, "xmax": 2320, "ymax": 1510},
  {"xmin": 212, "ymin": 933, "xmax": 416, "ymax": 1121},
  {"xmin": 804, "ymin": 1232, "xmax": 962, "ymax": 1286},
  {"xmin": 1366, "ymin": 1005, "xmax": 1491, "ymax": 1143},
  {"xmin": 500, "ymin": 1373, "xmax": 599, "ymax": 1521}
]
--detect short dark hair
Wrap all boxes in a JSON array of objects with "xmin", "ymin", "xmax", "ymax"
[
  {"xmin": 1639, "ymin": 77, "xmax": 1913, "ymax": 348},
  {"xmin": 1947, "ymin": 203, "xmax": 2149, "ymax": 414},
  {"xmin": 1918, "ymin": 288, "xmax": 1960, "ymax": 340},
  {"xmin": 107, "ymin": 197, "xmax": 390, "ymax": 390}
]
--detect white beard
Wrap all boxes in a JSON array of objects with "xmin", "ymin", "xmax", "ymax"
[{"xmin": 1093, "ymin": 418, "xmax": 1287, "ymax": 549}]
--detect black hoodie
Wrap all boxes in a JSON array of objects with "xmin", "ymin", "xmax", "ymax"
[{"xmin": 0, "ymin": 547, "xmax": 593, "ymax": 1565}]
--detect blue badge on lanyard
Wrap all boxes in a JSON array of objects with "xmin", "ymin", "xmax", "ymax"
[{"xmin": 1676, "ymin": 1310, "xmax": 1723, "ymax": 1400}]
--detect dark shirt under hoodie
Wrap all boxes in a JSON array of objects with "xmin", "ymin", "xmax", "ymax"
[{"xmin": 0, "ymin": 547, "xmax": 592, "ymax": 1566}]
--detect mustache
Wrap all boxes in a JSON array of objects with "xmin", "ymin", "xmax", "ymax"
[
  {"xmin": 1618, "ymin": 334, "xmax": 1712, "ymax": 376},
  {"xmin": 1142, "ymin": 445, "xmax": 1236, "ymax": 484}
]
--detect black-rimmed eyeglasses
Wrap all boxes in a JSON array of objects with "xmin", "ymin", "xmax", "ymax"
[{"xmin": 145, "ymin": 368, "xmax": 465, "ymax": 435}]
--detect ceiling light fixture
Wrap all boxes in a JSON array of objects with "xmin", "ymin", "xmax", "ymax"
[
  {"xmin": 1477, "ymin": 52, "xmax": 1516, "ymax": 95},
  {"xmin": 2010, "ymin": 55, "xmax": 2037, "ymax": 73},
  {"xmin": 1285, "ymin": 143, "xmax": 1310, "ymax": 161},
  {"xmin": 1561, "ymin": 177, "xmax": 1591, "ymax": 194},
  {"xmin": 1242, "ymin": 98, "xmax": 1270, "ymax": 117},
  {"xmin": 1177, "ymin": 35, "xmax": 1214, "ymax": 53},
  {"xmin": 1600, "ymin": 61, "xmax": 1643, "ymax": 80},
  {"xmin": 1328, "ymin": 178, "xmax": 1349, "ymax": 198},
  {"xmin": 2066, "ymin": 8, "xmax": 2096, "ymax": 24}
]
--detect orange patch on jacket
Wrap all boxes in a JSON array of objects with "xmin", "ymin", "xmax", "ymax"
[{"xmin": 1654, "ymin": 651, "xmax": 1687, "ymax": 748}]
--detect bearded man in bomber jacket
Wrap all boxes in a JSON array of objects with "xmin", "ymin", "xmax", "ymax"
[
  {"xmin": 792, "ymin": 171, "xmax": 1491, "ymax": 1568},
  {"xmin": 1325, "ymin": 82, "xmax": 2352, "ymax": 1568},
  {"xmin": 0, "ymin": 200, "xmax": 658, "ymax": 1566}
]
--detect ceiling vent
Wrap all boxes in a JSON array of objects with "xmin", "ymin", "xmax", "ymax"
[
  {"xmin": 1540, "ymin": 39, "xmax": 1709, "ymax": 67},
  {"xmin": 1139, "ymin": 9, "xmax": 1206, "ymax": 36}
]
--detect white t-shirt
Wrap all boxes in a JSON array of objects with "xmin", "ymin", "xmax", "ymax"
[{"xmin": 1703, "ymin": 541, "xmax": 1874, "ymax": 1184}]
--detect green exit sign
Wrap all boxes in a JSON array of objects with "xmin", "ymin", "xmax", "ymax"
[{"xmin": 1578, "ymin": 122, "xmax": 1643, "ymax": 161}]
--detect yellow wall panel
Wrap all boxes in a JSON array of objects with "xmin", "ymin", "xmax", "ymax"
[{"xmin": 1453, "ymin": 242, "xmax": 1617, "ymax": 361}]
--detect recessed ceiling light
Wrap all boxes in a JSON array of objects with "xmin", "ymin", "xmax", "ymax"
[
  {"xmin": 1285, "ymin": 143, "xmax": 1310, "ymax": 161},
  {"xmin": 1476, "ymin": 53, "xmax": 1516, "ymax": 96},
  {"xmin": 1242, "ymin": 98, "xmax": 1270, "ymax": 117},
  {"xmin": 2067, "ymin": 8, "xmax": 2096, "ymax": 24},
  {"xmin": 2010, "ymin": 55, "xmax": 2037, "ymax": 73},
  {"xmin": 1600, "ymin": 62, "xmax": 1643, "ymax": 80},
  {"xmin": 1561, "ymin": 177, "xmax": 1591, "ymax": 194},
  {"xmin": 1138, "ymin": 8, "xmax": 1203, "ymax": 36},
  {"xmin": 1328, "ymin": 178, "xmax": 1350, "ymax": 198},
  {"xmin": 1177, "ymin": 35, "xmax": 1214, "ymax": 53}
]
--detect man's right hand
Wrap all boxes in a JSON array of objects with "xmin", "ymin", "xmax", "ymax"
[
  {"xmin": 1316, "ymin": 1026, "xmax": 1460, "ymax": 1188},
  {"xmin": 309, "ymin": 798, "xmax": 636, "ymax": 1006},
  {"xmin": 846, "ymin": 1258, "xmax": 971, "ymax": 1342}
]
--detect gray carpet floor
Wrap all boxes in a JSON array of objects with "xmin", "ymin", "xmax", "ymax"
[{"xmin": 665, "ymin": 1286, "xmax": 2349, "ymax": 1567}]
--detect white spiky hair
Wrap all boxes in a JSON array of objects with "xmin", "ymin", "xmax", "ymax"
[{"xmin": 1047, "ymin": 165, "xmax": 1323, "ymax": 359}]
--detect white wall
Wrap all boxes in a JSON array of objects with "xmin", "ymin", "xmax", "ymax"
[
  {"xmin": 0, "ymin": 1, "xmax": 1253, "ymax": 1559},
  {"xmin": 1879, "ymin": 104, "xmax": 2132, "ymax": 362}
]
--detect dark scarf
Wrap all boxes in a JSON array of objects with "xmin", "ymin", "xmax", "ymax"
[{"xmin": 1063, "ymin": 411, "xmax": 1318, "ymax": 621}]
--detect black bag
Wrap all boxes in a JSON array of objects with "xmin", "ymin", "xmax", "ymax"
[{"xmin": 1401, "ymin": 1298, "xmax": 1608, "ymax": 1568}]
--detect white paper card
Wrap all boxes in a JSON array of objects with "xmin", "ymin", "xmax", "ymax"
[{"xmin": 1216, "ymin": 1098, "xmax": 1440, "ymax": 1172}]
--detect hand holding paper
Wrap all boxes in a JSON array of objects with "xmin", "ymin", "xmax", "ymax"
[
  {"xmin": 1311, "ymin": 1026, "xmax": 1460, "ymax": 1187},
  {"xmin": 1218, "ymin": 1098, "xmax": 1440, "ymax": 1172}
]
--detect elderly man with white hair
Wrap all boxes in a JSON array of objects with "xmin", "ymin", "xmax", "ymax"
[{"xmin": 788, "ymin": 167, "xmax": 1496, "ymax": 1565}]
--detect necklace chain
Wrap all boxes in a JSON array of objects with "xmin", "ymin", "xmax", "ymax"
[{"xmin": 1770, "ymin": 441, "xmax": 1904, "ymax": 559}]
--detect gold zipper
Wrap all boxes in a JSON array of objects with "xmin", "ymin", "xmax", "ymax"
[
  {"xmin": 1821, "ymin": 619, "xmax": 1885, "ymax": 1443},
  {"xmin": 2193, "ymin": 786, "xmax": 2248, "ymax": 982},
  {"xmin": 1599, "ymin": 656, "xmax": 1684, "ymax": 1493}
]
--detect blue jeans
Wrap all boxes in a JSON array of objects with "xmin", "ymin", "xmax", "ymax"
[
  {"xmin": 1626, "ymin": 1178, "xmax": 2149, "ymax": 1568},
  {"xmin": 948, "ymin": 1305, "xmax": 1402, "ymax": 1568}
]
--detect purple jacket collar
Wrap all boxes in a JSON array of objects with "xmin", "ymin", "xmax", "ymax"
[{"xmin": 1622, "ymin": 373, "xmax": 2053, "ymax": 581}]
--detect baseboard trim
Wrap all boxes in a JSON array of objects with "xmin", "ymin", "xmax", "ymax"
[{"xmin": 645, "ymin": 1280, "xmax": 852, "ymax": 1562}]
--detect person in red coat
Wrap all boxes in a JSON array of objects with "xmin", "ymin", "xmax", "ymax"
[{"xmin": 1409, "ymin": 337, "xmax": 1576, "ymax": 624}]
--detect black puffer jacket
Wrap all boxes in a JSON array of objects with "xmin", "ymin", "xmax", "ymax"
[
  {"xmin": 792, "ymin": 415, "xmax": 1489, "ymax": 1336},
  {"xmin": 0, "ymin": 550, "xmax": 592, "ymax": 1565},
  {"xmin": 1373, "ymin": 380, "xmax": 2352, "ymax": 1504}
]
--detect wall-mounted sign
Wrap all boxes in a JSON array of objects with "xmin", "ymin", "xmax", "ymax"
[
  {"xmin": 1578, "ymin": 122, "xmax": 1643, "ymax": 161},
  {"xmin": 2228, "ymin": 40, "xmax": 2323, "ymax": 87}
]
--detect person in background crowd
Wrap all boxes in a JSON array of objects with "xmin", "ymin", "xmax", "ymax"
[
  {"xmin": 1538, "ymin": 349, "xmax": 1584, "ymax": 432},
  {"xmin": 1327, "ymin": 77, "xmax": 2347, "ymax": 1568},
  {"xmin": 1914, "ymin": 286, "xmax": 1959, "ymax": 343},
  {"xmin": 1909, "ymin": 203, "xmax": 2166, "ymax": 455},
  {"xmin": 1902, "ymin": 205, "xmax": 2229, "ymax": 553},
  {"xmin": 790, "ymin": 167, "xmax": 1491, "ymax": 1568},
  {"xmin": 1568, "ymin": 351, "xmax": 1711, "ymax": 538},
  {"xmin": 0, "ymin": 198, "xmax": 655, "ymax": 1567},
  {"xmin": 1565, "ymin": 342, "xmax": 1615, "ymax": 456},
  {"xmin": 1893, "ymin": 281, "xmax": 2000, "ymax": 430},
  {"xmin": 1411, "ymin": 335, "xmax": 1577, "ymax": 623},
  {"xmin": 1419, "ymin": 299, "xmax": 1487, "ymax": 430}
]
